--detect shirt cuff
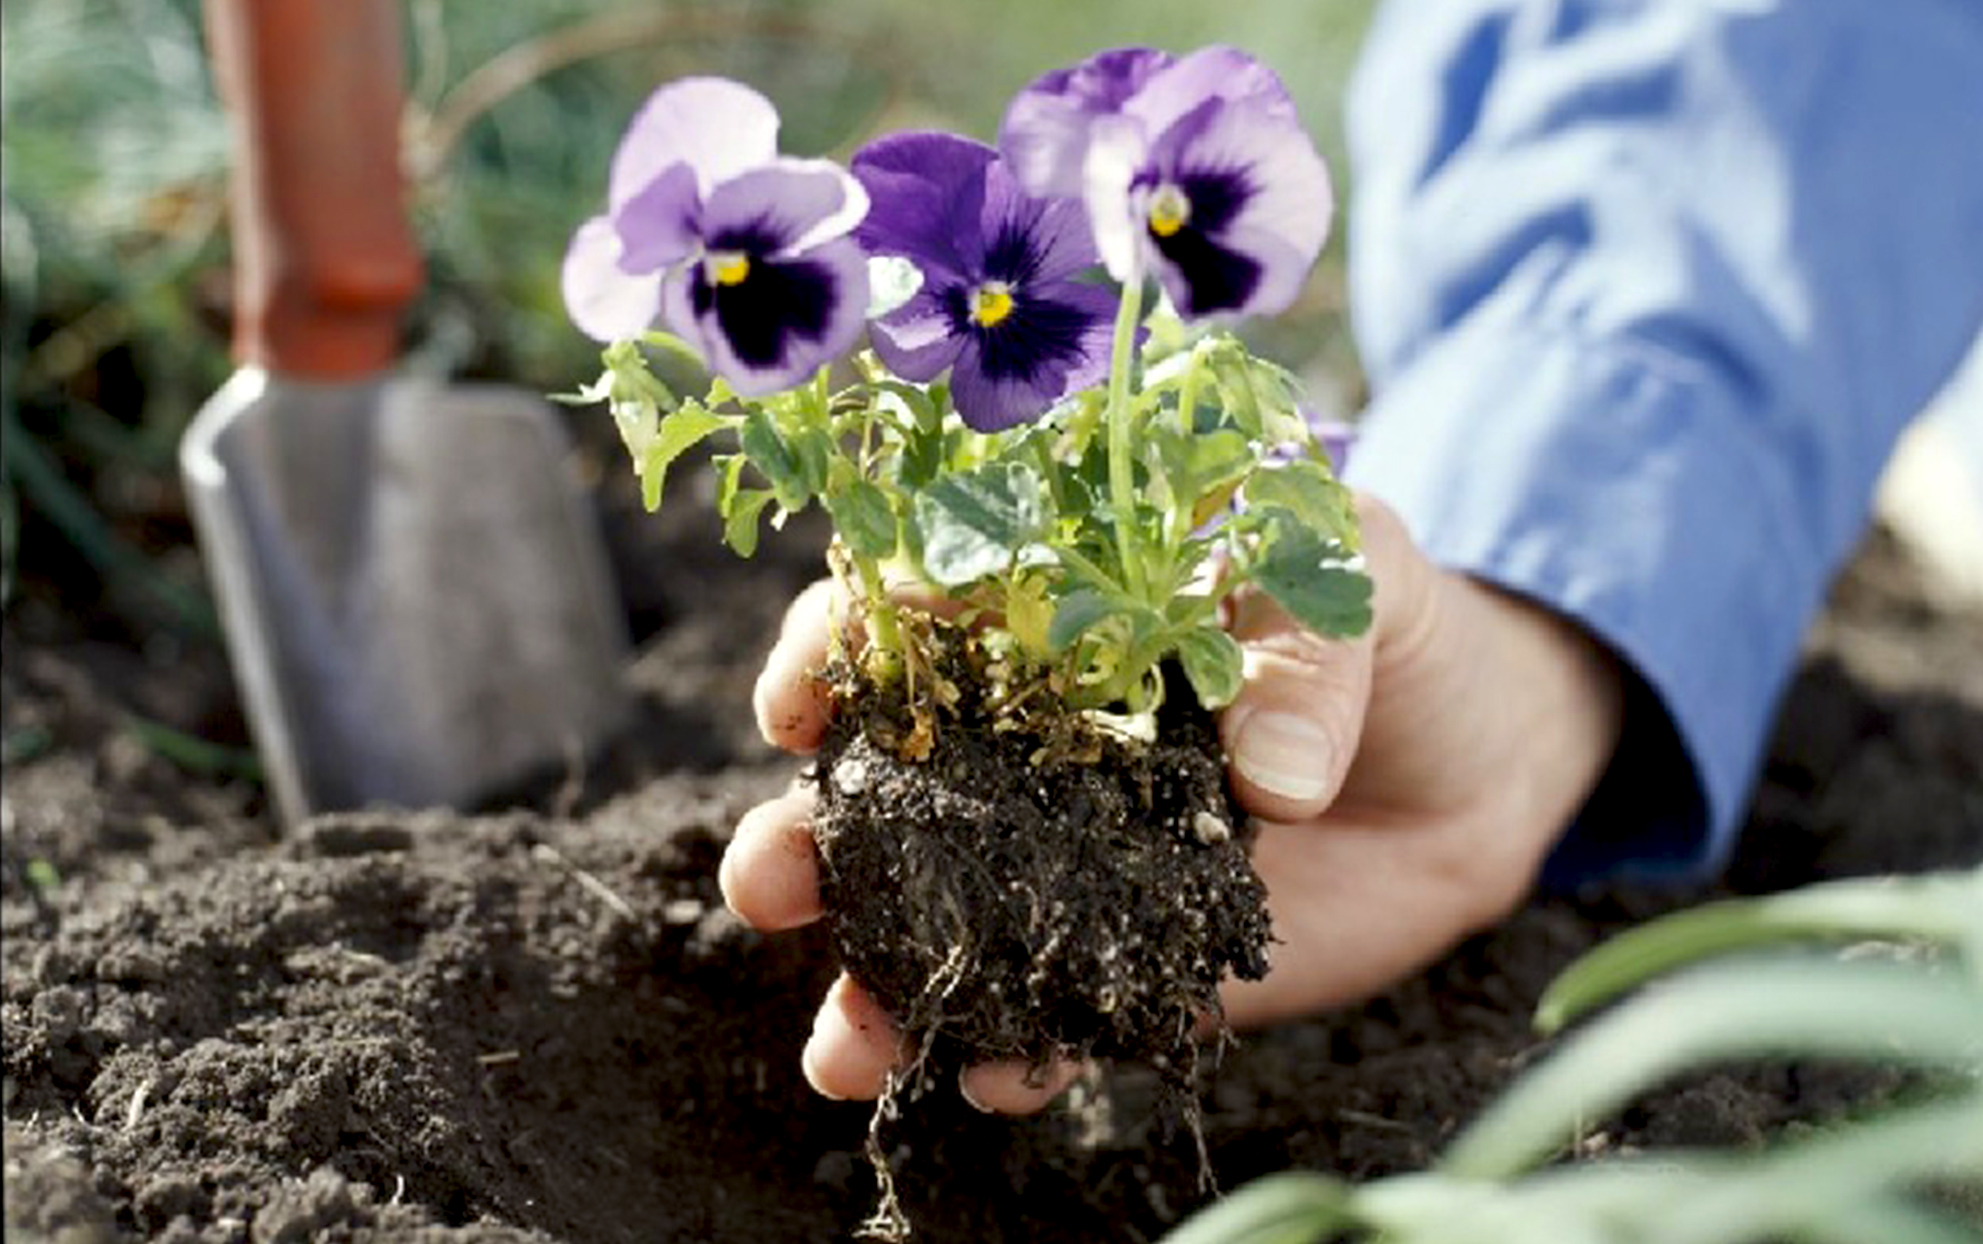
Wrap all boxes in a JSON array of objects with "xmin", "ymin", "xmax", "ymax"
[{"xmin": 1343, "ymin": 312, "xmax": 1828, "ymax": 885}]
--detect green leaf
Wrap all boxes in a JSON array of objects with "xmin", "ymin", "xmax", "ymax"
[
  {"xmin": 1245, "ymin": 459, "xmax": 1359, "ymax": 548},
  {"xmin": 899, "ymin": 419, "xmax": 947, "ymax": 489},
  {"xmin": 1537, "ymin": 868, "xmax": 1983, "ymax": 1033},
  {"xmin": 1443, "ymin": 957, "xmax": 1983, "ymax": 1181},
  {"xmin": 713, "ymin": 453, "xmax": 744, "ymax": 518},
  {"xmin": 912, "ymin": 461, "xmax": 1048, "ymax": 588},
  {"xmin": 723, "ymin": 488, "xmax": 776, "ymax": 558},
  {"xmin": 1175, "ymin": 625, "xmax": 1245, "ymax": 708},
  {"xmin": 1149, "ymin": 426, "xmax": 1253, "ymax": 525},
  {"xmin": 1048, "ymin": 588, "xmax": 1127, "ymax": 654},
  {"xmin": 1203, "ymin": 337, "xmax": 1304, "ymax": 443},
  {"xmin": 740, "ymin": 408, "xmax": 811, "ymax": 511},
  {"xmin": 1254, "ymin": 523, "xmax": 1373, "ymax": 639},
  {"xmin": 1181, "ymin": 429, "xmax": 1255, "ymax": 492},
  {"xmin": 789, "ymin": 426, "xmax": 836, "ymax": 496},
  {"xmin": 637, "ymin": 404, "xmax": 724, "ymax": 512},
  {"xmin": 825, "ymin": 478, "xmax": 898, "ymax": 560},
  {"xmin": 1158, "ymin": 1171, "xmax": 1355, "ymax": 1244}
]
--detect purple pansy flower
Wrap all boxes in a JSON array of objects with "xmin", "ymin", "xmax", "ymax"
[
  {"xmin": 852, "ymin": 132, "xmax": 1115, "ymax": 432},
  {"xmin": 999, "ymin": 46, "xmax": 1330, "ymax": 323},
  {"xmin": 562, "ymin": 77, "xmax": 870, "ymax": 396}
]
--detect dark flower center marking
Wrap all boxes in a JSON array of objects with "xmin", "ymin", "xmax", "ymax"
[
  {"xmin": 691, "ymin": 222, "xmax": 837, "ymax": 368},
  {"xmin": 1142, "ymin": 168, "xmax": 1261, "ymax": 316},
  {"xmin": 943, "ymin": 282, "xmax": 1094, "ymax": 384},
  {"xmin": 982, "ymin": 220, "xmax": 1044, "ymax": 286}
]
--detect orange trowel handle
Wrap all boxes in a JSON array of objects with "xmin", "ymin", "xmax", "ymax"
[{"xmin": 205, "ymin": 0, "xmax": 422, "ymax": 378}]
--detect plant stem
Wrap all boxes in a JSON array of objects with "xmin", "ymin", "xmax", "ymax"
[
  {"xmin": 1171, "ymin": 347, "xmax": 1207, "ymax": 547},
  {"xmin": 848, "ymin": 546, "xmax": 904, "ymax": 683},
  {"xmin": 1104, "ymin": 266, "xmax": 1146, "ymax": 599}
]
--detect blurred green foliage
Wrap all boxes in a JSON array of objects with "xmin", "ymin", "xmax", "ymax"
[
  {"xmin": 0, "ymin": 0, "xmax": 1374, "ymax": 635},
  {"xmin": 1165, "ymin": 867, "xmax": 1983, "ymax": 1244}
]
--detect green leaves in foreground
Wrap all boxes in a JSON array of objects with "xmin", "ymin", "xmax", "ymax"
[
  {"xmin": 1161, "ymin": 865, "xmax": 1983, "ymax": 1244},
  {"xmin": 1253, "ymin": 520, "xmax": 1372, "ymax": 640},
  {"xmin": 911, "ymin": 461, "xmax": 1048, "ymax": 588},
  {"xmin": 571, "ymin": 326, "xmax": 1373, "ymax": 714}
]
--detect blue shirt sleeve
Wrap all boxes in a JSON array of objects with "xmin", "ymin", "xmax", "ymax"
[{"xmin": 1338, "ymin": 0, "xmax": 1983, "ymax": 884}]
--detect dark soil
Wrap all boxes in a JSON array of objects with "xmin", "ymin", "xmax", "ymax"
[
  {"xmin": 5, "ymin": 442, "xmax": 1981, "ymax": 1243},
  {"xmin": 814, "ymin": 643, "xmax": 1269, "ymax": 1132}
]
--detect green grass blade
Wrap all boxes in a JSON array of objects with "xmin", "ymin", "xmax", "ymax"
[
  {"xmin": 1375, "ymin": 1094, "xmax": 1982, "ymax": 1244},
  {"xmin": 1445, "ymin": 958, "xmax": 1983, "ymax": 1180},
  {"xmin": 1657, "ymin": 1091, "xmax": 1983, "ymax": 1244},
  {"xmin": 1794, "ymin": 1195, "xmax": 1983, "ymax": 1244},
  {"xmin": 1538, "ymin": 869, "xmax": 1983, "ymax": 1034},
  {"xmin": 121, "ymin": 714, "xmax": 262, "ymax": 780},
  {"xmin": 1159, "ymin": 1172, "xmax": 1357, "ymax": 1244}
]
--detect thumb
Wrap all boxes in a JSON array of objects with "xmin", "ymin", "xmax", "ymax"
[
  {"xmin": 1218, "ymin": 590, "xmax": 1375, "ymax": 823},
  {"xmin": 1217, "ymin": 493, "xmax": 1427, "ymax": 823}
]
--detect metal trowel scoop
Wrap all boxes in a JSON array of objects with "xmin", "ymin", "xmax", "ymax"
[{"xmin": 182, "ymin": 0, "xmax": 629, "ymax": 827}]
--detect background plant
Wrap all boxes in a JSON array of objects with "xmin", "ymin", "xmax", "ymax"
[
  {"xmin": 568, "ymin": 41, "xmax": 1376, "ymax": 726},
  {"xmin": 1162, "ymin": 865, "xmax": 1983, "ymax": 1244},
  {"xmin": 1, "ymin": 0, "xmax": 1373, "ymax": 651}
]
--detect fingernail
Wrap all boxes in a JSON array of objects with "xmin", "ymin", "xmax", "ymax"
[
  {"xmin": 958, "ymin": 1068, "xmax": 994, "ymax": 1113},
  {"xmin": 1231, "ymin": 710, "xmax": 1334, "ymax": 803}
]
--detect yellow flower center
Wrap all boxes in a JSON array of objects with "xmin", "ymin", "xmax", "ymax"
[
  {"xmin": 707, "ymin": 251, "xmax": 751, "ymax": 287},
  {"xmin": 970, "ymin": 280, "xmax": 1015, "ymax": 328},
  {"xmin": 1147, "ymin": 183, "xmax": 1191, "ymax": 238}
]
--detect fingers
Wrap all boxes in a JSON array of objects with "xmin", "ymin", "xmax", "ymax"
[
  {"xmin": 1219, "ymin": 594, "xmax": 1375, "ymax": 823},
  {"xmin": 754, "ymin": 578, "xmax": 842, "ymax": 754},
  {"xmin": 1217, "ymin": 493, "xmax": 1434, "ymax": 823},
  {"xmin": 796, "ymin": 974, "xmax": 1085, "ymax": 1111},
  {"xmin": 959, "ymin": 1059, "xmax": 1085, "ymax": 1115},
  {"xmin": 719, "ymin": 785, "xmax": 821, "ymax": 932},
  {"xmin": 1218, "ymin": 810, "xmax": 1532, "ymax": 1030},
  {"xmin": 803, "ymin": 974, "xmax": 906, "ymax": 1100},
  {"xmin": 726, "ymin": 787, "xmax": 1074, "ymax": 1113}
]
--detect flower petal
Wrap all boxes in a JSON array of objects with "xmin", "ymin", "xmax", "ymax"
[
  {"xmin": 1140, "ymin": 98, "xmax": 1333, "ymax": 319},
  {"xmin": 869, "ymin": 286, "xmax": 966, "ymax": 382},
  {"xmin": 978, "ymin": 160, "xmax": 1099, "ymax": 286},
  {"xmin": 1145, "ymin": 209, "xmax": 1271, "ymax": 319},
  {"xmin": 659, "ymin": 265, "xmax": 708, "ymax": 359},
  {"xmin": 853, "ymin": 132, "xmax": 997, "ymax": 283},
  {"xmin": 998, "ymin": 47, "xmax": 1174, "ymax": 198},
  {"xmin": 689, "ymin": 236, "xmax": 870, "ymax": 396},
  {"xmin": 947, "ymin": 281, "xmax": 1115, "ymax": 431},
  {"xmin": 701, "ymin": 158, "xmax": 870, "ymax": 257},
  {"xmin": 609, "ymin": 77, "xmax": 781, "ymax": 210},
  {"xmin": 563, "ymin": 216, "xmax": 662, "ymax": 341},
  {"xmin": 612, "ymin": 161, "xmax": 702, "ymax": 273},
  {"xmin": 1122, "ymin": 45, "xmax": 1299, "ymax": 140},
  {"xmin": 1080, "ymin": 114, "xmax": 1150, "ymax": 283}
]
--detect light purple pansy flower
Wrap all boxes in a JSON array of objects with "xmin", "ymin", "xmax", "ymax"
[
  {"xmin": 852, "ymin": 132, "xmax": 1115, "ymax": 432},
  {"xmin": 999, "ymin": 46, "xmax": 1331, "ymax": 323},
  {"xmin": 561, "ymin": 77, "xmax": 870, "ymax": 396}
]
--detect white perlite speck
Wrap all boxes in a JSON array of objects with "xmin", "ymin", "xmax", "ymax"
[{"xmin": 832, "ymin": 755, "xmax": 870, "ymax": 795}]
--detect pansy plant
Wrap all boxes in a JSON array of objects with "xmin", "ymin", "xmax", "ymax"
[{"xmin": 566, "ymin": 47, "xmax": 1370, "ymax": 735}]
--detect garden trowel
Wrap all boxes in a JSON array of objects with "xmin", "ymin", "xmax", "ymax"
[{"xmin": 182, "ymin": 0, "xmax": 629, "ymax": 827}]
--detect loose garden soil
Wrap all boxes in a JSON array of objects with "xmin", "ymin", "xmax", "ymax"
[{"xmin": 5, "ymin": 448, "xmax": 1980, "ymax": 1244}]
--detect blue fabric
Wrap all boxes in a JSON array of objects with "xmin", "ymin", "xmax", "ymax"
[{"xmin": 1339, "ymin": 0, "xmax": 1983, "ymax": 884}]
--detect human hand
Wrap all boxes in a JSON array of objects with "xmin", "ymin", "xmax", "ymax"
[{"xmin": 720, "ymin": 493, "xmax": 1625, "ymax": 1112}]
